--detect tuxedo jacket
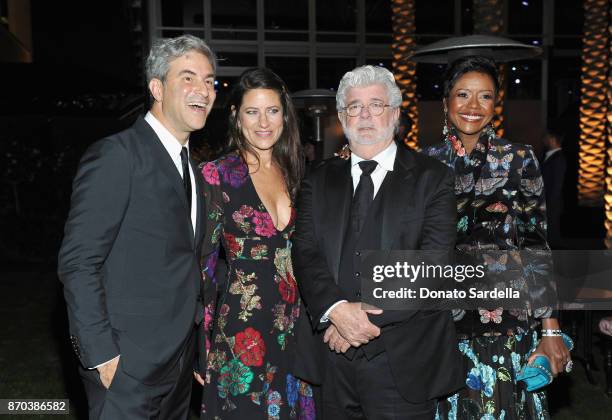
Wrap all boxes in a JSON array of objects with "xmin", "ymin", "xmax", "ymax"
[
  {"xmin": 58, "ymin": 117, "xmax": 206, "ymax": 384},
  {"xmin": 292, "ymin": 145, "xmax": 463, "ymax": 403},
  {"xmin": 541, "ymin": 151, "xmax": 566, "ymax": 217}
]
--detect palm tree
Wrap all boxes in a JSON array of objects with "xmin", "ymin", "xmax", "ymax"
[
  {"xmin": 578, "ymin": 0, "xmax": 609, "ymax": 207},
  {"xmin": 473, "ymin": 0, "xmax": 506, "ymax": 138},
  {"xmin": 605, "ymin": 5, "xmax": 612, "ymax": 247},
  {"xmin": 391, "ymin": 0, "xmax": 418, "ymax": 148}
]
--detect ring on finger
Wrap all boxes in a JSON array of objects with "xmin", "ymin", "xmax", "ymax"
[{"xmin": 565, "ymin": 359, "xmax": 573, "ymax": 373}]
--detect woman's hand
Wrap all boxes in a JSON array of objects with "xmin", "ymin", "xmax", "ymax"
[{"xmin": 528, "ymin": 335, "xmax": 571, "ymax": 376}]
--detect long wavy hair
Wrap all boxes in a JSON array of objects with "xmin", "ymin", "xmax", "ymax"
[{"xmin": 227, "ymin": 68, "xmax": 304, "ymax": 202}]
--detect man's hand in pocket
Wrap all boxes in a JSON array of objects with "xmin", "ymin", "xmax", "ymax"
[{"xmin": 97, "ymin": 355, "xmax": 120, "ymax": 389}]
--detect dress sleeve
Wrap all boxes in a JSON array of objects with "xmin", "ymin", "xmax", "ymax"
[
  {"xmin": 517, "ymin": 146, "xmax": 548, "ymax": 250},
  {"xmin": 517, "ymin": 146, "xmax": 557, "ymax": 318},
  {"xmin": 199, "ymin": 161, "xmax": 225, "ymax": 359}
]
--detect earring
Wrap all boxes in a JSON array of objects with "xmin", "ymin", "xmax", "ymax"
[
  {"xmin": 442, "ymin": 112, "xmax": 449, "ymax": 136},
  {"xmin": 485, "ymin": 121, "xmax": 496, "ymax": 138}
]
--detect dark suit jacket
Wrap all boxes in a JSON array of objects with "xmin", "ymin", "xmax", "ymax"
[
  {"xmin": 58, "ymin": 117, "xmax": 205, "ymax": 384},
  {"xmin": 541, "ymin": 150, "xmax": 566, "ymax": 244},
  {"xmin": 292, "ymin": 145, "xmax": 463, "ymax": 403}
]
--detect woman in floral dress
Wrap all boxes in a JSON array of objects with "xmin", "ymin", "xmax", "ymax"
[
  {"xmin": 424, "ymin": 56, "xmax": 570, "ymax": 419},
  {"xmin": 197, "ymin": 68, "xmax": 315, "ymax": 419}
]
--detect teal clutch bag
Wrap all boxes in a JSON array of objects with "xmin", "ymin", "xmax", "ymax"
[{"xmin": 516, "ymin": 333, "xmax": 574, "ymax": 392}]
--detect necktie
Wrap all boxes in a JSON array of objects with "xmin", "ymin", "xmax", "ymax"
[
  {"xmin": 351, "ymin": 160, "xmax": 378, "ymax": 233},
  {"xmin": 180, "ymin": 147, "xmax": 192, "ymax": 209}
]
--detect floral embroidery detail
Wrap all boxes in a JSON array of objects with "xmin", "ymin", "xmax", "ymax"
[
  {"xmin": 250, "ymin": 244, "xmax": 268, "ymax": 260},
  {"xmin": 253, "ymin": 210, "xmax": 277, "ymax": 237},
  {"xmin": 202, "ymin": 162, "xmax": 220, "ymax": 185},
  {"xmin": 218, "ymin": 359, "xmax": 254, "ymax": 397},
  {"xmin": 466, "ymin": 363, "xmax": 496, "ymax": 397},
  {"xmin": 233, "ymin": 205, "xmax": 254, "ymax": 234},
  {"xmin": 234, "ymin": 327, "xmax": 266, "ymax": 367},
  {"xmin": 229, "ymin": 269, "xmax": 262, "ymax": 321},
  {"xmin": 219, "ymin": 154, "xmax": 249, "ymax": 188},
  {"xmin": 224, "ymin": 232, "xmax": 244, "ymax": 259}
]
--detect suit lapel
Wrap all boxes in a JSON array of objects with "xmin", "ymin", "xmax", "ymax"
[
  {"xmin": 134, "ymin": 118, "xmax": 193, "ymax": 242},
  {"xmin": 325, "ymin": 159, "xmax": 353, "ymax": 282},
  {"xmin": 381, "ymin": 146, "xmax": 416, "ymax": 250}
]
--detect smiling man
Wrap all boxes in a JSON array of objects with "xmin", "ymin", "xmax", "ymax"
[
  {"xmin": 292, "ymin": 65, "xmax": 463, "ymax": 419},
  {"xmin": 58, "ymin": 35, "xmax": 216, "ymax": 420}
]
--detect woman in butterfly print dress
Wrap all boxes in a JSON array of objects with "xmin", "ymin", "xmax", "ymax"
[
  {"xmin": 424, "ymin": 56, "xmax": 570, "ymax": 420},
  {"xmin": 197, "ymin": 68, "xmax": 315, "ymax": 419}
]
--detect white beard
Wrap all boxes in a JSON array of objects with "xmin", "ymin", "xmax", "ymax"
[{"xmin": 342, "ymin": 120, "xmax": 396, "ymax": 146}]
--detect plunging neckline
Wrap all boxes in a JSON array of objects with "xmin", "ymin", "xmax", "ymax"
[{"xmin": 246, "ymin": 172, "xmax": 293, "ymax": 233}]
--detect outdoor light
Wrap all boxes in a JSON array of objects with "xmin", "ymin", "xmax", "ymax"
[
  {"xmin": 391, "ymin": 0, "xmax": 418, "ymax": 149},
  {"xmin": 577, "ymin": 0, "xmax": 609, "ymax": 206}
]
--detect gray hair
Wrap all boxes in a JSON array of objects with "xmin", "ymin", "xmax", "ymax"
[
  {"xmin": 145, "ymin": 35, "xmax": 217, "ymax": 83},
  {"xmin": 336, "ymin": 65, "xmax": 402, "ymax": 111}
]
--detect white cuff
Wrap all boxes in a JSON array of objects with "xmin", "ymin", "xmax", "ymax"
[{"xmin": 320, "ymin": 300, "xmax": 348, "ymax": 323}]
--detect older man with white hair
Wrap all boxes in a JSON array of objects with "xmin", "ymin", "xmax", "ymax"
[{"xmin": 292, "ymin": 65, "xmax": 463, "ymax": 419}]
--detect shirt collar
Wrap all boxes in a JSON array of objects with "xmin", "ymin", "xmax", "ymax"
[
  {"xmin": 544, "ymin": 147, "xmax": 561, "ymax": 161},
  {"xmin": 350, "ymin": 141, "xmax": 397, "ymax": 172},
  {"xmin": 144, "ymin": 111, "xmax": 189, "ymax": 158}
]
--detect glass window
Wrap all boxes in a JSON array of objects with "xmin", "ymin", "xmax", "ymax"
[
  {"xmin": 160, "ymin": 0, "xmax": 203, "ymax": 27},
  {"xmin": 365, "ymin": 58, "xmax": 393, "ymax": 70},
  {"xmin": 554, "ymin": 0, "xmax": 582, "ymax": 35},
  {"xmin": 316, "ymin": 57, "xmax": 356, "ymax": 90},
  {"xmin": 416, "ymin": 0, "xmax": 454, "ymax": 35},
  {"xmin": 417, "ymin": 63, "xmax": 446, "ymax": 101},
  {"xmin": 217, "ymin": 52, "xmax": 258, "ymax": 67},
  {"xmin": 161, "ymin": 29, "xmax": 205, "ymax": 39},
  {"xmin": 366, "ymin": 1, "xmax": 392, "ymax": 44},
  {"xmin": 211, "ymin": 0, "xmax": 256, "ymax": 29},
  {"xmin": 506, "ymin": 60, "xmax": 541, "ymax": 100},
  {"xmin": 508, "ymin": 0, "xmax": 542, "ymax": 34},
  {"xmin": 548, "ymin": 56, "xmax": 581, "ymax": 119},
  {"xmin": 266, "ymin": 56, "xmax": 310, "ymax": 93},
  {"xmin": 212, "ymin": 76, "xmax": 238, "ymax": 109},
  {"xmin": 316, "ymin": 0, "xmax": 357, "ymax": 42},
  {"xmin": 366, "ymin": 0, "xmax": 392, "ymax": 33},
  {"xmin": 265, "ymin": 0, "xmax": 308, "ymax": 31},
  {"xmin": 461, "ymin": 0, "xmax": 474, "ymax": 35}
]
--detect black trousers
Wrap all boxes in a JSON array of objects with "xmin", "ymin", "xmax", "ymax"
[
  {"xmin": 321, "ymin": 349, "xmax": 435, "ymax": 420},
  {"xmin": 79, "ymin": 328, "xmax": 196, "ymax": 420}
]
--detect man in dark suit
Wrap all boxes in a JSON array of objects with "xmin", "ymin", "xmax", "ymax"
[
  {"xmin": 292, "ymin": 65, "xmax": 462, "ymax": 419},
  {"xmin": 58, "ymin": 35, "xmax": 216, "ymax": 419},
  {"xmin": 540, "ymin": 129, "xmax": 566, "ymax": 248}
]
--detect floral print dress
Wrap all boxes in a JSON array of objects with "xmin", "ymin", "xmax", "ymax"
[
  {"xmin": 424, "ymin": 127, "xmax": 552, "ymax": 420},
  {"xmin": 199, "ymin": 153, "xmax": 315, "ymax": 420}
]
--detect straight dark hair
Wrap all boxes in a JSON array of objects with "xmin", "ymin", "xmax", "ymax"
[
  {"xmin": 227, "ymin": 68, "xmax": 304, "ymax": 202},
  {"xmin": 443, "ymin": 55, "xmax": 500, "ymax": 100}
]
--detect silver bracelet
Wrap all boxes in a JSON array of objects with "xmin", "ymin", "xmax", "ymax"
[{"xmin": 541, "ymin": 329, "xmax": 563, "ymax": 337}]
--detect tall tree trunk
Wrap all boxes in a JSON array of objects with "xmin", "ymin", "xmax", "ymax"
[
  {"xmin": 578, "ymin": 0, "xmax": 609, "ymax": 206},
  {"xmin": 391, "ymin": 0, "xmax": 418, "ymax": 148},
  {"xmin": 473, "ymin": 0, "xmax": 506, "ymax": 138}
]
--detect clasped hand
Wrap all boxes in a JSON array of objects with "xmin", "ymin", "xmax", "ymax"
[
  {"xmin": 527, "ymin": 336, "xmax": 571, "ymax": 376},
  {"xmin": 325, "ymin": 302, "xmax": 382, "ymax": 352}
]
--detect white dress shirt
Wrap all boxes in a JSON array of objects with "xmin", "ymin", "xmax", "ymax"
[{"xmin": 321, "ymin": 141, "xmax": 398, "ymax": 323}]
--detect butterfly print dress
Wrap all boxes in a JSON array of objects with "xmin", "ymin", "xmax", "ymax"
[
  {"xmin": 425, "ymin": 128, "xmax": 552, "ymax": 419},
  {"xmin": 199, "ymin": 153, "xmax": 315, "ymax": 420}
]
